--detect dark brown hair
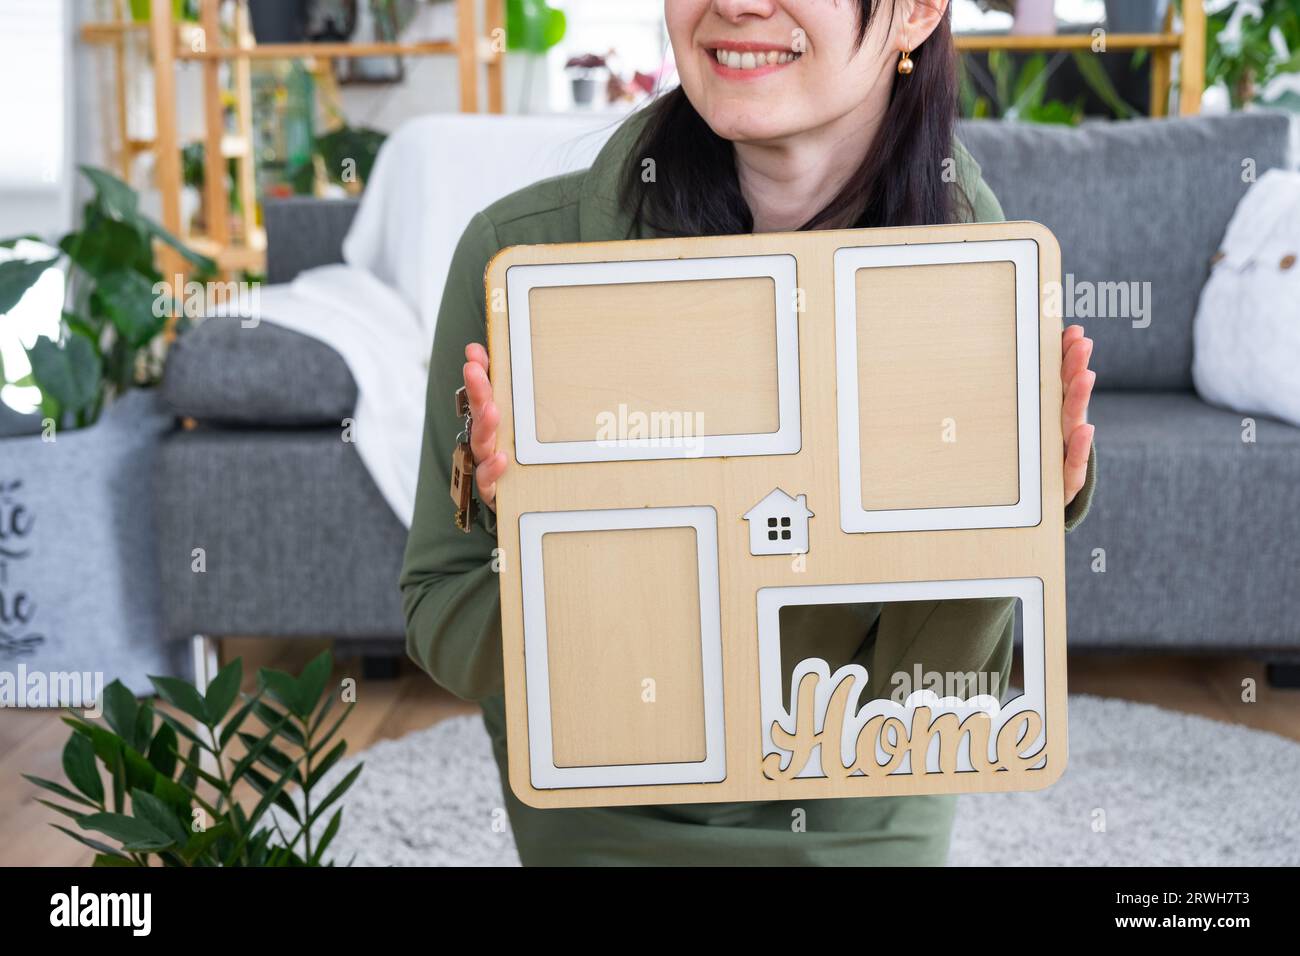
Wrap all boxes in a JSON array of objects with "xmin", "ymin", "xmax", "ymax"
[{"xmin": 620, "ymin": 1, "xmax": 963, "ymax": 235}]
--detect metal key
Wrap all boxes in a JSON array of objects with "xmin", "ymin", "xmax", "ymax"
[{"xmin": 450, "ymin": 385, "xmax": 478, "ymax": 532}]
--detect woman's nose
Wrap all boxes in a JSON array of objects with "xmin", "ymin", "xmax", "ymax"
[{"xmin": 712, "ymin": 0, "xmax": 780, "ymax": 25}]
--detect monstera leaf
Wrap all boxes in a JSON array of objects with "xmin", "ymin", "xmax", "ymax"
[{"xmin": 506, "ymin": 0, "xmax": 566, "ymax": 54}]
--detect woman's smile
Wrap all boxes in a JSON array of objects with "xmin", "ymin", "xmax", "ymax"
[{"xmin": 705, "ymin": 39, "xmax": 804, "ymax": 79}]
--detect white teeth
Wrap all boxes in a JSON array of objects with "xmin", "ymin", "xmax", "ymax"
[{"xmin": 715, "ymin": 49, "xmax": 800, "ymax": 70}]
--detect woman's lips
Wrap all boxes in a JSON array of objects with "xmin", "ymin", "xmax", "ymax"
[{"xmin": 706, "ymin": 43, "xmax": 803, "ymax": 79}]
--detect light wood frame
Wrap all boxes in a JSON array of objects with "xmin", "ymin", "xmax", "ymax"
[{"xmin": 486, "ymin": 221, "xmax": 1068, "ymax": 809}]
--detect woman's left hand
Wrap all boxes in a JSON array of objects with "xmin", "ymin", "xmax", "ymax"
[{"xmin": 1062, "ymin": 324, "xmax": 1096, "ymax": 506}]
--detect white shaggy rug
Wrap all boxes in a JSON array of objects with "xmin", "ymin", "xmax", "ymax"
[{"xmin": 302, "ymin": 695, "xmax": 1300, "ymax": 866}]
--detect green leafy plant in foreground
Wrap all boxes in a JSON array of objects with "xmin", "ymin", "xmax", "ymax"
[{"xmin": 24, "ymin": 651, "xmax": 362, "ymax": 867}]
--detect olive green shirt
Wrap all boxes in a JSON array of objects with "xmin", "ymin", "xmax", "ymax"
[{"xmin": 400, "ymin": 111, "xmax": 1097, "ymax": 866}]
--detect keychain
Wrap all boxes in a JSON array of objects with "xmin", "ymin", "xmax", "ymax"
[{"xmin": 450, "ymin": 385, "xmax": 478, "ymax": 532}]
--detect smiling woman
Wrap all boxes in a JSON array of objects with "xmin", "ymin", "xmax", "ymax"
[{"xmin": 399, "ymin": 0, "xmax": 1098, "ymax": 866}]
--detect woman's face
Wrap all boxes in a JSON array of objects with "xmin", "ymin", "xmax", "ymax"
[{"xmin": 666, "ymin": 0, "xmax": 902, "ymax": 144}]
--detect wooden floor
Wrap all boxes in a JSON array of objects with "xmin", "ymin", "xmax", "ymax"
[{"xmin": 1, "ymin": 640, "xmax": 1296, "ymax": 866}]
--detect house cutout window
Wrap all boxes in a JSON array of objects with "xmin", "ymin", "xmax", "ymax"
[{"xmin": 745, "ymin": 489, "xmax": 812, "ymax": 555}]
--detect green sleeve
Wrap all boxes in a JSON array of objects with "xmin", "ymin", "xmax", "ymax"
[{"xmin": 399, "ymin": 212, "xmax": 505, "ymax": 701}]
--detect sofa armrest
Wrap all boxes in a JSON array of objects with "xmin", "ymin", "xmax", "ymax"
[{"xmin": 263, "ymin": 198, "xmax": 361, "ymax": 284}]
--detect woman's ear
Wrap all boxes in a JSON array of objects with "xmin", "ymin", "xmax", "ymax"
[{"xmin": 897, "ymin": 0, "xmax": 951, "ymax": 51}]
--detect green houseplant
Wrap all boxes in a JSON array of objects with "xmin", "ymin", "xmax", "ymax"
[
  {"xmin": 0, "ymin": 165, "xmax": 213, "ymax": 429},
  {"xmin": 24, "ymin": 651, "xmax": 363, "ymax": 867},
  {"xmin": 1205, "ymin": 0, "xmax": 1300, "ymax": 109}
]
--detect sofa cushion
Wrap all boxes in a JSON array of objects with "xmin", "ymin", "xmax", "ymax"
[
  {"xmin": 960, "ymin": 113, "xmax": 1292, "ymax": 391},
  {"xmin": 162, "ymin": 317, "xmax": 357, "ymax": 425},
  {"xmin": 264, "ymin": 197, "xmax": 360, "ymax": 284},
  {"xmin": 157, "ymin": 428, "xmax": 407, "ymax": 638},
  {"xmin": 1065, "ymin": 390, "xmax": 1300, "ymax": 649}
]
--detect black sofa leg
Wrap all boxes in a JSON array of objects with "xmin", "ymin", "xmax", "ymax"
[
  {"xmin": 362, "ymin": 654, "xmax": 401, "ymax": 680},
  {"xmin": 1265, "ymin": 662, "xmax": 1300, "ymax": 689}
]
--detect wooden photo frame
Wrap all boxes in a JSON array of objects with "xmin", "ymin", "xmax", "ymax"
[{"xmin": 486, "ymin": 221, "xmax": 1067, "ymax": 809}]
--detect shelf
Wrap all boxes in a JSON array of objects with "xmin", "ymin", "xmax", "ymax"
[
  {"xmin": 187, "ymin": 230, "xmax": 266, "ymax": 273},
  {"xmin": 80, "ymin": 21, "xmax": 149, "ymax": 42},
  {"xmin": 955, "ymin": 32, "xmax": 1182, "ymax": 52},
  {"xmin": 177, "ymin": 40, "xmax": 460, "ymax": 61}
]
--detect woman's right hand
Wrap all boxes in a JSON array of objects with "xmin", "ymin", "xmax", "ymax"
[{"xmin": 462, "ymin": 343, "xmax": 507, "ymax": 511}]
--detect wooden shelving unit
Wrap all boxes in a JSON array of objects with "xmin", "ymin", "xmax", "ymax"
[
  {"xmin": 956, "ymin": 2, "xmax": 1206, "ymax": 117},
  {"xmin": 81, "ymin": 0, "xmax": 505, "ymax": 282}
]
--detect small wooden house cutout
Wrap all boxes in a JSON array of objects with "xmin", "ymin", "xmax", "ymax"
[{"xmin": 744, "ymin": 489, "xmax": 812, "ymax": 555}]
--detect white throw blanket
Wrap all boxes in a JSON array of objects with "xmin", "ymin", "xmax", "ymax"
[
  {"xmin": 1193, "ymin": 168, "xmax": 1300, "ymax": 428},
  {"xmin": 241, "ymin": 114, "xmax": 620, "ymax": 526}
]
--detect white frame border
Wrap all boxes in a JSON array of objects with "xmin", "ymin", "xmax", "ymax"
[
  {"xmin": 756, "ymin": 576, "xmax": 1047, "ymax": 777},
  {"xmin": 507, "ymin": 255, "xmax": 801, "ymax": 465},
  {"xmin": 834, "ymin": 240, "xmax": 1042, "ymax": 532},
  {"xmin": 519, "ymin": 506, "xmax": 727, "ymax": 789}
]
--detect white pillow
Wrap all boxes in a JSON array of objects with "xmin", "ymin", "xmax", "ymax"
[{"xmin": 1193, "ymin": 169, "xmax": 1300, "ymax": 427}]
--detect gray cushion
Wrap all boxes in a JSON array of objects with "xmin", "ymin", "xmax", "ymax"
[
  {"xmin": 960, "ymin": 113, "xmax": 1292, "ymax": 391},
  {"xmin": 1065, "ymin": 390, "xmax": 1300, "ymax": 649},
  {"xmin": 157, "ymin": 428, "xmax": 407, "ymax": 638},
  {"xmin": 162, "ymin": 317, "xmax": 357, "ymax": 425},
  {"xmin": 264, "ymin": 198, "xmax": 360, "ymax": 284}
]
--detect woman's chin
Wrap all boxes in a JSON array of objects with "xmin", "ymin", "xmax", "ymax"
[{"xmin": 699, "ymin": 110, "xmax": 802, "ymax": 147}]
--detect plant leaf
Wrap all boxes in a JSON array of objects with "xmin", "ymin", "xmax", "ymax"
[
  {"xmin": 306, "ymin": 763, "xmax": 362, "ymax": 826},
  {"xmin": 61, "ymin": 732, "xmax": 104, "ymax": 804},
  {"xmin": 79, "ymin": 811, "xmax": 174, "ymax": 852},
  {"xmin": 305, "ymin": 740, "xmax": 346, "ymax": 791},
  {"xmin": 0, "ymin": 256, "xmax": 58, "ymax": 315},
  {"xmin": 177, "ymin": 740, "xmax": 202, "ymax": 791},
  {"xmin": 146, "ymin": 721, "xmax": 179, "ymax": 779},
  {"xmin": 100, "ymin": 679, "xmax": 139, "ymax": 743},
  {"xmin": 242, "ymin": 766, "xmax": 302, "ymax": 823},
  {"xmin": 1070, "ymin": 50, "xmax": 1138, "ymax": 119},
  {"xmin": 23, "ymin": 773, "xmax": 100, "ymax": 809},
  {"xmin": 310, "ymin": 808, "xmax": 344, "ymax": 865},
  {"xmin": 150, "ymin": 674, "xmax": 210, "ymax": 724},
  {"xmin": 257, "ymin": 667, "xmax": 306, "ymax": 718},
  {"xmin": 92, "ymin": 268, "xmax": 165, "ymax": 348},
  {"xmin": 52, "ymin": 824, "xmax": 132, "ymax": 860},
  {"xmin": 295, "ymin": 651, "xmax": 333, "ymax": 718},
  {"xmin": 80, "ymin": 165, "xmax": 140, "ymax": 221},
  {"xmin": 203, "ymin": 659, "xmax": 243, "ymax": 724},
  {"xmin": 130, "ymin": 788, "xmax": 189, "ymax": 845},
  {"xmin": 26, "ymin": 334, "xmax": 100, "ymax": 417}
]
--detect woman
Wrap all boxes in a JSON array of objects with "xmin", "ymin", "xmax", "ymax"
[{"xmin": 401, "ymin": 0, "xmax": 1097, "ymax": 865}]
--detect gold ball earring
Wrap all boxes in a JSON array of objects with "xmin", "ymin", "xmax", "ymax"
[{"xmin": 898, "ymin": 48, "xmax": 914, "ymax": 75}]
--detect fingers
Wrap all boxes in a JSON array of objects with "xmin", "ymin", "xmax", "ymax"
[
  {"xmin": 1061, "ymin": 334, "xmax": 1093, "ymax": 384},
  {"xmin": 475, "ymin": 451, "xmax": 508, "ymax": 510},
  {"xmin": 470, "ymin": 394, "xmax": 499, "ymax": 464},
  {"xmin": 465, "ymin": 341, "xmax": 489, "ymax": 371},
  {"xmin": 462, "ymin": 342, "xmax": 506, "ymax": 511},
  {"xmin": 1062, "ymin": 366, "xmax": 1095, "ymax": 436},
  {"xmin": 1061, "ymin": 324, "xmax": 1085, "ymax": 356},
  {"xmin": 1063, "ymin": 423, "xmax": 1094, "ymax": 506}
]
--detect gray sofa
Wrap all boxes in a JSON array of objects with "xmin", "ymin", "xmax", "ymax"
[{"xmin": 157, "ymin": 113, "xmax": 1300, "ymax": 680}]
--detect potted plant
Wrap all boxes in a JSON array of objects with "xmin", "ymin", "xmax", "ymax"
[
  {"xmin": 24, "ymin": 652, "xmax": 364, "ymax": 866},
  {"xmin": 566, "ymin": 52, "xmax": 610, "ymax": 108},
  {"xmin": 507, "ymin": 0, "xmax": 567, "ymax": 112},
  {"xmin": 247, "ymin": 0, "xmax": 310, "ymax": 44},
  {"xmin": 1205, "ymin": 0, "xmax": 1300, "ymax": 109},
  {"xmin": 0, "ymin": 167, "xmax": 214, "ymax": 697}
]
